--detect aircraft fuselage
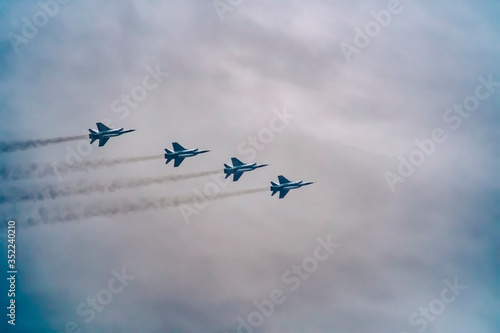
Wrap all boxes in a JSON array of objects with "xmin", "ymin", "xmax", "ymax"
[
  {"xmin": 280, "ymin": 181, "xmax": 309, "ymax": 190},
  {"xmin": 89, "ymin": 128, "xmax": 134, "ymax": 139},
  {"xmin": 165, "ymin": 148, "xmax": 209, "ymax": 158},
  {"xmin": 225, "ymin": 163, "xmax": 267, "ymax": 173},
  {"xmin": 270, "ymin": 178, "xmax": 314, "ymax": 198}
]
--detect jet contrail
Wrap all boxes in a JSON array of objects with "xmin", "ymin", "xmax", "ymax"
[
  {"xmin": 29, "ymin": 187, "xmax": 269, "ymax": 224},
  {"xmin": 78, "ymin": 154, "xmax": 164, "ymax": 168},
  {"xmin": 0, "ymin": 135, "xmax": 88, "ymax": 153},
  {"xmin": 1, "ymin": 154, "xmax": 164, "ymax": 181},
  {"xmin": 51, "ymin": 154, "xmax": 165, "ymax": 176},
  {"xmin": 2, "ymin": 170, "xmax": 224, "ymax": 203}
]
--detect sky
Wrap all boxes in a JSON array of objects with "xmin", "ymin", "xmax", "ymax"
[{"xmin": 0, "ymin": 0, "xmax": 499, "ymax": 332}]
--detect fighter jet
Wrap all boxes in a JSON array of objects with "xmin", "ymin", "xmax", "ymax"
[
  {"xmin": 270, "ymin": 175, "xmax": 314, "ymax": 199},
  {"xmin": 164, "ymin": 142, "xmax": 210, "ymax": 167},
  {"xmin": 223, "ymin": 157, "xmax": 268, "ymax": 181},
  {"xmin": 89, "ymin": 122, "xmax": 135, "ymax": 147}
]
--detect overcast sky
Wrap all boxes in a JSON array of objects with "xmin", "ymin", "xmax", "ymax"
[{"xmin": 0, "ymin": 0, "xmax": 499, "ymax": 332}]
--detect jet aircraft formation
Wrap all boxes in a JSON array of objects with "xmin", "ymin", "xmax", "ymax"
[{"xmin": 88, "ymin": 122, "xmax": 313, "ymax": 199}]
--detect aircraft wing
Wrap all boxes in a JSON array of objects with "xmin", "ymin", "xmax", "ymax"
[
  {"xmin": 99, "ymin": 137, "xmax": 110, "ymax": 147},
  {"xmin": 96, "ymin": 122, "xmax": 111, "ymax": 132},
  {"xmin": 174, "ymin": 157, "xmax": 185, "ymax": 167},
  {"xmin": 172, "ymin": 142, "xmax": 185, "ymax": 151},
  {"xmin": 278, "ymin": 175, "xmax": 290, "ymax": 184},
  {"xmin": 233, "ymin": 171, "xmax": 244, "ymax": 182},
  {"xmin": 231, "ymin": 157, "xmax": 244, "ymax": 166},
  {"xmin": 279, "ymin": 189, "xmax": 289, "ymax": 199}
]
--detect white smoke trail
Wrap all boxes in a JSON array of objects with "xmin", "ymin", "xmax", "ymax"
[
  {"xmin": 1, "ymin": 170, "xmax": 223, "ymax": 203},
  {"xmin": 78, "ymin": 154, "xmax": 163, "ymax": 168},
  {"xmin": 1, "ymin": 155, "xmax": 164, "ymax": 181},
  {"xmin": 0, "ymin": 135, "xmax": 88, "ymax": 153},
  {"xmin": 14, "ymin": 187, "xmax": 269, "ymax": 225}
]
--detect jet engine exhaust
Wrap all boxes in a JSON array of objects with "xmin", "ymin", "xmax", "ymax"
[
  {"xmin": 16, "ymin": 187, "xmax": 268, "ymax": 225},
  {"xmin": 1, "ymin": 155, "xmax": 164, "ymax": 181},
  {"xmin": 0, "ymin": 135, "xmax": 88, "ymax": 153},
  {"xmin": 1, "ymin": 170, "xmax": 223, "ymax": 203}
]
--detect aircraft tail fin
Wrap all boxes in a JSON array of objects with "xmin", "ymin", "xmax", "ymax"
[
  {"xmin": 270, "ymin": 181, "xmax": 278, "ymax": 196},
  {"xmin": 165, "ymin": 157, "xmax": 173, "ymax": 164},
  {"xmin": 90, "ymin": 137, "xmax": 97, "ymax": 144},
  {"xmin": 165, "ymin": 148, "xmax": 173, "ymax": 154},
  {"xmin": 89, "ymin": 129, "xmax": 97, "ymax": 134},
  {"xmin": 223, "ymin": 165, "xmax": 231, "ymax": 179}
]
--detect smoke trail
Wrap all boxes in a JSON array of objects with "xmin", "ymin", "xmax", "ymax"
[
  {"xmin": 77, "ymin": 154, "xmax": 163, "ymax": 168},
  {"xmin": 0, "ymin": 135, "xmax": 88, "ymax": 153},
  {"xmin": 30, "ymin": 187, "xmax": 269, "ymax": 224},
  {"xmin": 1, "ymin": 154, "xmax": 165, "ymax": 181},
  {"xmin": 2, "ymin": 170, "xmax": 223, "ymax": 203}
]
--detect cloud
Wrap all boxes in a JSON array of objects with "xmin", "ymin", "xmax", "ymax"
[{"xmin": 0, "ymin": 0, "xmax": 499, "ymax": 332}]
